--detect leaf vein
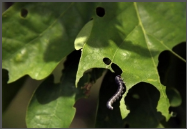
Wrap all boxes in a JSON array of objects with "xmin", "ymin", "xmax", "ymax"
[
  {"xmin": 147, "ymin": 33, "xmax": 186, "ymax": 63},
  {"xmin": 134, "ymin": 2, "xmax": 165, "ymax": 98}
]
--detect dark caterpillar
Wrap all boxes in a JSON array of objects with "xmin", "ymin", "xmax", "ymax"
[{"xmin": 107, "ymin": 75, "xmax": 125, "ymax": 110}]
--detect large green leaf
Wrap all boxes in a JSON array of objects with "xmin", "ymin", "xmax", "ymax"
[
  {"xmin": 2, "ymin": 2, "xmax": 97, "ymax": 83},
  {"xmin": 75, "ymin": 2, "xmax": 186, "ymax": 121}
]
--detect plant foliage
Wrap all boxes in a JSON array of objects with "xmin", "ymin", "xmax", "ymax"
[{"xmin": 2, "ymin": 2, "xmax": 186, "ymax": 128}]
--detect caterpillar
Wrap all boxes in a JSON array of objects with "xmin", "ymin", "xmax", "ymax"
[{"xmin": 107, "ymin": 75, "xmax": 125, "ymax": 110}]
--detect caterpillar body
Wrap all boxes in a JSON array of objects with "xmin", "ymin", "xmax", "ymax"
[{"xmin": 107, "ymin": 75, "xmax": 125, "ymax": 110}]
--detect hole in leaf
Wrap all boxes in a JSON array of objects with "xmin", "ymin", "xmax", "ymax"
[
  {"xmin": 96, "ymin": 7, "xmax": 105, "ymax": 17},
  {"xmin": 132, "ymin": 93, "xmax": 140, "ymax": 99},
  {"xmin": 158, "ymin": 42, "xmax": 186, "ymax": 87},
  {"xmin": 157, "ymin": 50, "xmax": 170, "ymax": 86},
  {"xmin": 172, "ymin": 41, "xmax": 186, "ymax": 59},
  {"xmin": 125, "ymin": 82, "xmax": 161, "ymax": 128},
  {"xmin": 111, "ymin": 63, "xmax": 122, "ymax": 75},
  {"xmin": 103, "ymin": 57, "xmax": 111, "ymax": 65},
  {"xmin": 21, "ymin": 8, "xmax": 28, "ymax": 18}
]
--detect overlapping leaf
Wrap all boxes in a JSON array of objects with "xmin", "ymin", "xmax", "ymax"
[
  {"xmin": 26, "ymin": 50, "xmax": 104, "ymax": 128},
  {"xmin": 2, "ymin": 2, "xmax": 97, "ymax": 83},
  {"xmin": 75, "ymin": 2, "xmax": 186, "ymax": 121},
  {"xmin": 26, "ymin": 51, "xmax": 80, "ymax": 128}
]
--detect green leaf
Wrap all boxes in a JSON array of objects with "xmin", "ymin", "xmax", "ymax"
[
  {"xmin": 26, "ymin": 75, "xmax": 77, "ymax": 128},
  {"xmin": 158, "ymin": 42, "xmax": 186, "ymax": 127},
  {"xmin": 75, "ymin": 2, "xmax": 186, "ymax": 121},
  {"xmin": 2, "ymin": 2, "xmax": 97, "ymax": 83},
  {"xmin": 74, "ymin": 20, "xmax": 94, "ymax": 50},
  {"xmin": 26, "ymin": 51, "xmax": 80, "ymax": 128},
  {"xmin": 26, "ymin": 50, "xmax": 104, "ymax": 128}
]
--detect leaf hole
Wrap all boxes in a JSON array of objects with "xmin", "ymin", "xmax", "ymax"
[
  {"xmin": 96, "ymin": 7, "xmax": 105, "ymax": 17},
  {"xmin": 172, "ymin": 41, "xmax": 186, "ymax": 59},
  {"xmin": 125, "ymin": 82, "xmax": 161, "ymax": 127},
  {"xmin": 111, "ymin": 63, "xmax": 122, "ymax": 75},
  {"xmin": 21, "ymin": 8, "xmax": 28, "ymax": 18},
  {"xmin": 103, "ymin": 57, "xmax": 111, "ymax": 65}
]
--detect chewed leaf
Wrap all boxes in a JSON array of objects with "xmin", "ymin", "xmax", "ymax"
[
  {"xmin": 75, "ymin": 2, "xmax": 186, "ymax": 121},
  {"xmin": 2, "ymin": 3, "xmax": 97, "ymax": 83},
  {"xmin": 26, "ymin": 50, "xmax": 104, "ymax": 128},
  {"xmin": 124, "ymin": 83, "xmax": 165, "ymax": 128}
]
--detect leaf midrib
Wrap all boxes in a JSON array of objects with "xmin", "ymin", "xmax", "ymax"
[{"xmin": 134, "ymin": 2, "xmax": 166, "ymax": 97}]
